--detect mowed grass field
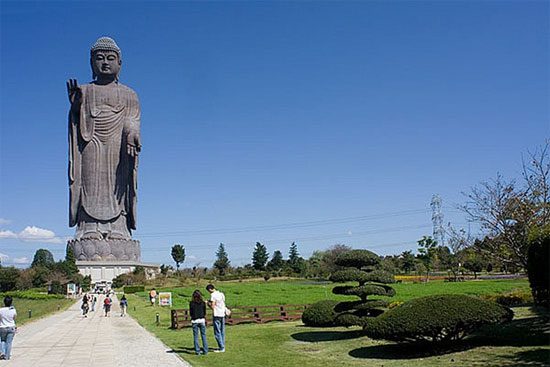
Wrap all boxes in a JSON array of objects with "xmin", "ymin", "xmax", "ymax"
[
  {"xmin": 9, "ymin": 297, "xmax": 75, "ymax": 326},
  {"xmin": 126, "ymin": 278, "xmax": 550, "ymax": 367}
]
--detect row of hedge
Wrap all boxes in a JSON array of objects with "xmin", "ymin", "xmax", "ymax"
[{"xmin": 0, "ymin": 290, "xmax": 66, "ymax": 300}]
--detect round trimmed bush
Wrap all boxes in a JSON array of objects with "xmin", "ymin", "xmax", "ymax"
[
  {"xmin": 302, "ymin": 300, "xmax": 339, "ymax": 327},
  {"xmin": 334, "ymin": 249, "xmax": 379, "ymax": 269},
  {"xmin": 334, "ymin": 299, "xmax": 389, "ymax": 313},
  {"xmin": 330, "ymin": 269, "xmax": 396, "ymax": 285},
  {"xmin": 333, "ymin": 284, "xmax": 395, "ymax": 298},
  {"xmin": 364, "ymin": 294, "xmax": 513, "ymax": 343}
]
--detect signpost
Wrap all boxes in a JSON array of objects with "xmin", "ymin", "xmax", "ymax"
[{"xmin": 159, "ymin": 292, "xmax": 172, "ymax": 306}]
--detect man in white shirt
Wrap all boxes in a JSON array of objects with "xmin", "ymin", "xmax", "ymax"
[
  {"xmin": 206, "ymin": 284, "xmax": 226, "ymax": 352},
  {"xmin": 0, "ymin": 296, "xmax": 17, "ymax": 360}
]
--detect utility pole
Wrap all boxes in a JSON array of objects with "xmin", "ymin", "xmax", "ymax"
[{"xmin": 431, "ymin": 194, "xmax": 445, "ymax": 246}]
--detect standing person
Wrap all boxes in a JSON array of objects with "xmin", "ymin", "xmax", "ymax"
[
  {"xmin": 149, "ymin": 288, "xmax": 157, "ymax": 306},
  {"xmin": 0, "ymin": 296, "xmax": 17, "ymax": 360},
  {"xmin": 91, "ymin": 295, "xmax": 97, "ymax": 312},
  {"xmin": 189, "ymin": 290, "xmax": 208, "ymax": 355},
  {"xmin": 81, "ymin": 295, "xmax": 90, "ymax": 317},
  {"xmin": 119, "ymin": 295, "xmax": 128, "ymax": 317},
  {"xmin": 206, "ymin": 284, "xmax": 226, "ymax": 352},
  {"xmin": 103, "ymin": 295, "xmax": 112, "ymax": 317}
]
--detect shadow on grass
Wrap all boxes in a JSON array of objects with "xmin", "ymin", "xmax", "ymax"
[
  {"xmin": 349, "ymin": 315, "xmax": 550, "ymax": 360},
  {"xmin": 349, "ymin": 342, "xmax": 476, "ymax": 360},
  {"xmin": 511, "ymin": 348, "xmax": 550, "ymax": 366},
  {"xmin": 291, "ymin": 329, "xmax": 363, "ymax": 342},
  {"xmin": 166, "ymin": 347, "xmax": 198, "ymax": 355}
]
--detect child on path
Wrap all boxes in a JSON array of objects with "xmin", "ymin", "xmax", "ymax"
[{"xmin": 189, "ymin": 290, "xmax": 208, "ymax": 355}]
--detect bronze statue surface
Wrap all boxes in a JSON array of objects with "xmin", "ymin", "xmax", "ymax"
[{"xmin": 67, "ymin": 37, "xmax": 141, "ymax": 261}]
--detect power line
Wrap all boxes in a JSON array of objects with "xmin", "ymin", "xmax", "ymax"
[
  {"xmin": 132, "ymin": 208, "xmax": 431, "ymax": 239},
  {"xmin": 140, "ymin": 223, "xmax": 434, "ymax": 250}
]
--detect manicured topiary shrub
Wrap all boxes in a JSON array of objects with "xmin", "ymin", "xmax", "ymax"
[
  {"xmin": 329, "ymin": 249, "xmax": 395, "ymax": 327},
  {"xmin": 364, "ymin": 294, "xmax": 513, "ymax": 343},
  {"xmin": 302, "ymin": 300, "xmax": 339, "ymax": 327},
  {"xmin": 527, "ymin": 226, "xmax": 549, "ymax": 308}
]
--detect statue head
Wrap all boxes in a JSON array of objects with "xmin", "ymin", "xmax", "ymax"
[{"xmin": 90, "ymin": 36, "xmax": 122, "ymax": 81}]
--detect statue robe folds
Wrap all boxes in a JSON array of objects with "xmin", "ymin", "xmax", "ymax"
[{"xmin": 68, "ymin": 83, "xmax": 140, "ymax": 239}]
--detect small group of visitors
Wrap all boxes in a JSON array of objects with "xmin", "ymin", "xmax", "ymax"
[
  {"xmin": 189, "ymin": 284, "xmax": 227, "ymax": 355},
  {"xmin": 0, "ymin": 296, "xmax": 16, "ymax": 360},
  {"xmin": 81, "ymin": 293, "xmax": 97, "ymax": 317},
  {"xmin": 82, "ymin": 292, "xmax": 127, "ymax": 318}
]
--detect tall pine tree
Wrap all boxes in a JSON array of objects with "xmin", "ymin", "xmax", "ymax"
[
  {"xmin": 214, "ymin": 243, "xmax": 231, "ymax": 276},
  {"xmin": 252, "ymin": 242, "xmax": 268, "ymax": 271}
]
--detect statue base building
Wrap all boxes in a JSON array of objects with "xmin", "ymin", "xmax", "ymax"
[
  {"xmin": 76, "ymin": 260, "xmax": 160, "ymax": 286},
  {"xmin": 69, "ymin": 239, "xmax": 159, "ymax": 286}
]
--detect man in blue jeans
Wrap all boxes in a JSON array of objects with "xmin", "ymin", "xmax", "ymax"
[
  {"xmin": 206, "ymin": 284, "xmax": 226, "ymax": 352},
  {"xmin": 0, "ymin": 296, "xmax": 17, "ymax": 360}
]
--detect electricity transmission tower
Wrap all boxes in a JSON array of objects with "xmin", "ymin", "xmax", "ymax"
[{"xmin": 431, "ymin": 194, "xmax": 445, "ymax": 246}]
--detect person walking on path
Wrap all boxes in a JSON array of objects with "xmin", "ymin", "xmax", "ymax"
[
  {"xmin": 189, "ymin": 290, "xmax": 208, "ymax": 355},
  {"xmin": 206, "ymin": 284, "xmax": 226, "ymax": 352},
  {"xmin": 91, "ymin": 295, "xmax": 97, "ymax": 312},
  {"xmin": 120, "ymin": 295, "xmax": 128, "ymax": 317},
  {"xmin": 104, "ymin": 295, "xmax": 112, "ymax": 317},
  {"xmin": 81, "ymin": 295, "xmax": 90, "ymax": 317},
  {"xmin": 0, "ymin": 296, "xmax": 17, "ymax": 360}
]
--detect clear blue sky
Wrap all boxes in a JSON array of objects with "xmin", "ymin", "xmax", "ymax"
[{"xmin": 0, "ymin": 1, "xmax": 548, "ymax": 268}]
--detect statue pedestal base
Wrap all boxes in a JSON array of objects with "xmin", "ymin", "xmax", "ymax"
[
  {"xmin": 68, "ymin": 238, "xmax": 141, "ymax": 262},
  {"xmin": 76, "ymin": 260, "xmax": 160, "ymax": 285}
]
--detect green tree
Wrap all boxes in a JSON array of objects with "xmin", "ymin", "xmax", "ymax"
[
  {"xmin": 462, "ymin": 248, "xmax": 485, "ymax": 279},
  {"xmin": 527, "ymin": 225, "xmax": 550, "ymax": 307},
  {"xmin": 399, "ymin": 250, "xmax": 416, "ymax": 274},
  {"xmin": 417, "ymin": 236, "xmax": 438, "ymax": 281},
  {"xmin": 61, "ymin": 245, "xmax": 79, "ymax": 277},
  {"xmin": 252, "ymin": 242, "xmax": 268, "ymax": 271},
  {"xmin": 267, "ymin": 250, "xmax": 284, "ymax": 273},
  {"xmin": 330, "ymin": 249, "xmax": 396, "ymax": 328},
  {"xmin": 213, "ymin": 243, "xmax": 231, "ymax": 276},
  {"xmin": 0, "ymin": 267, "xmax": 20, "ymax": 292},
  {"xmin": 171, "ymin": 244, "xmax": 186, "ymax": 271},
  {"xmin": 288, "ymin": 242, "xmax": 300, "ymax": 264},
  {"xmin": 160, "ymin": 264, "xmax": 173, "ymax": 276},
  {"xmin": 288, "ymin": 242, "xmax": 305, "ymax": 274},
  {"xmin": 81, "ymin": 275, "xmax": 92, "ymax": 292},
  {"xmin": 31, "ymin": 249, "xmax": 55, "ymax": 269}
]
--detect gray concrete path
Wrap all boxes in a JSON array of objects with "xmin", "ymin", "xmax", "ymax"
[{"xmin": 2, "ymin": 294, "xmax": 191, "ymax": 367}]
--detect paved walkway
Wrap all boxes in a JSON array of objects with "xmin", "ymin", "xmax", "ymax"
[{"xmin": 2, "ymin": 294, "xmax": 191, "ymax": 367}]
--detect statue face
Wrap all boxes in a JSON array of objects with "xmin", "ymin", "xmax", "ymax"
[{"xmin": 91, "ymin": 50, "xmax": 121, "ymax": 79}]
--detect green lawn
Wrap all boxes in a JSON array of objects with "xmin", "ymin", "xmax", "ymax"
[
  {"xmin": 10, "ymin": 297, "xmax": 75, "ymax": 326},
  {"xmin": 126, "ymin": 278, "xmax": 549, "ymax": 367},
  {"xmin": 131, "ymin": 278, "xmax": 530, "ymax": 308}
]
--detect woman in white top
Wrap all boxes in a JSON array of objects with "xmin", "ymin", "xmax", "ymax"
[{"xmin": 0, "ymin": 296, "xmax": 17, "ymax": 360}]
